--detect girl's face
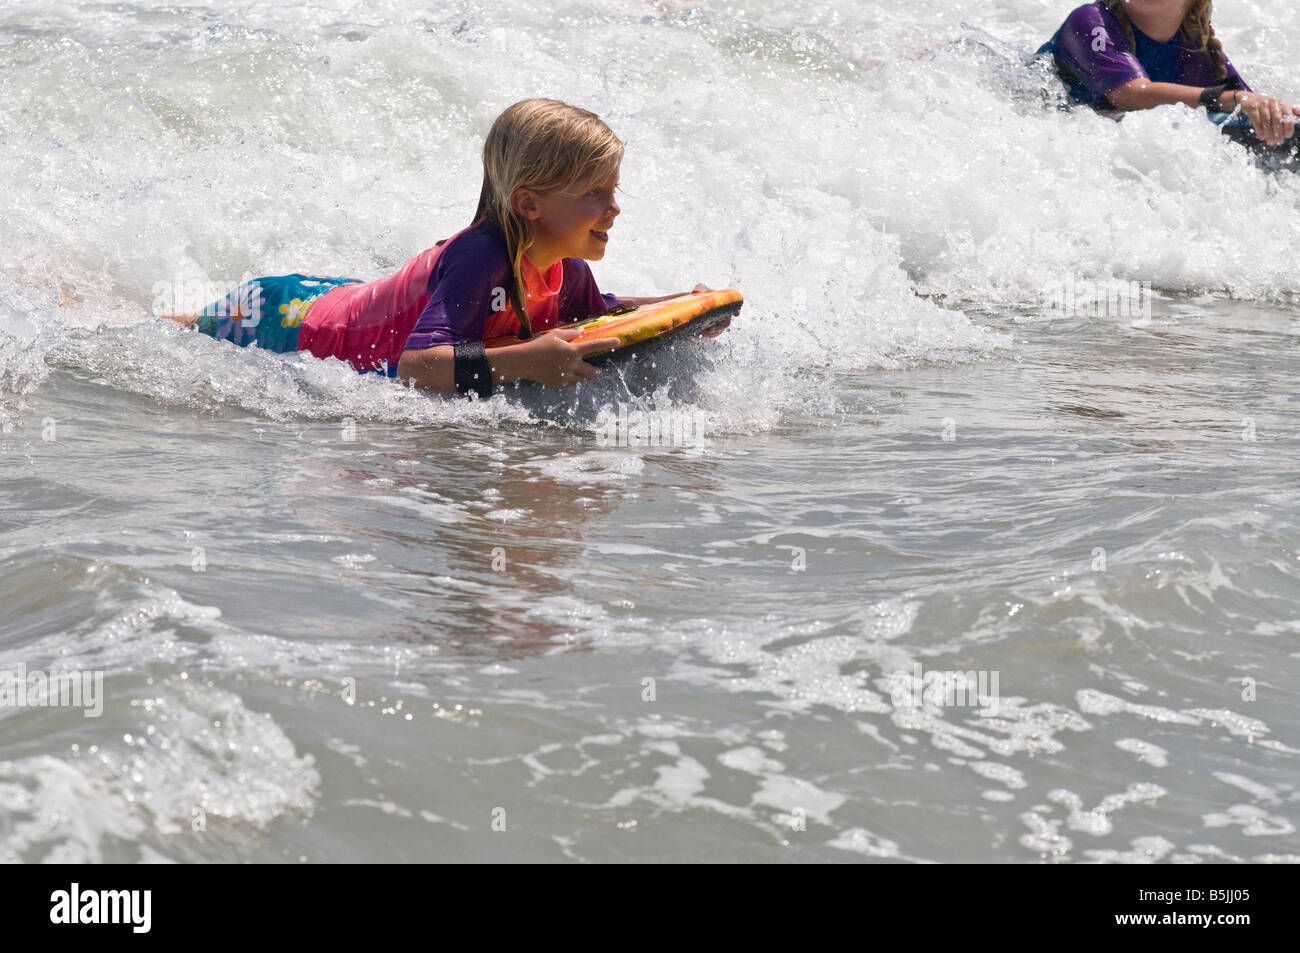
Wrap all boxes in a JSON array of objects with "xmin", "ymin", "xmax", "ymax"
[{"xmin": 518, "ymin": 164, "xmax": 622, "ymax": 265}]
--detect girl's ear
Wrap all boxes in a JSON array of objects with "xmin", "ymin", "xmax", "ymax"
[{"xmin": 512, "ymin": 187, "xmax": 542, "ymax": 220}]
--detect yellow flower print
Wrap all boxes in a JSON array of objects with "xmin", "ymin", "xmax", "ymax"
[{"xmin": 279, "ymin": 296, "xmax": 312, "ymax": 328}]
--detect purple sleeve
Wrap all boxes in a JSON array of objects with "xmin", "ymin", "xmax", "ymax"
[
  {"xmin": 1053, "ymin": 4, "xmax": 1147, "ymax": 101},
  {"xmin": 558, "ymin": 259, "xmax": 618, "ymax": 321},
  {"xmin": 1178, "ymin": 37, "xmax": 1252, "ymax": 91},
  {"xmin": 1196, "ymin": 51, "xmax": 1248, "ymax": 92},
  {"xmin": 403, "ymin": 230, "xmax": 512, "ymax": 350},
  {"xmin": 1216, "ymin": 53, "xmax": 1251, "ymax": 93}
]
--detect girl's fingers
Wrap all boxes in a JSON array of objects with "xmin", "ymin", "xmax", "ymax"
[
  {"xmin": 1251, "ymin": 99, "xmax": 1278, "ymax": 145},
  {"xmin": 1284, "ymin": 106, "xmax": 1298, "ymax": 140},
  {"xmin": 575, "ymin": 336, "xmax": 620, "ymax": 357}
]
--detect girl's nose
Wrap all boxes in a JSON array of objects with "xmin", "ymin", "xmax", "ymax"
[{"xmin": 608, "ymin": 196, "xmax": 621, "ymax": 217}]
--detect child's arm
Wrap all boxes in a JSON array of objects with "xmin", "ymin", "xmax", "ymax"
[
  {"xmin": 396, "ymin": 328, "xmax": 620, "ymax": 392},
  {"xmin": 1107, "ymin": 81, "xmax": 1298, "ymax": 146},
  {"xmin": 611, "ymin": 282, "xmax": 715, "ymax": 310}
]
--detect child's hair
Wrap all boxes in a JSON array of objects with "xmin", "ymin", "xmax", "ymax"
[
  {"xmin": 472, "ymin": 99, "xmax": 625, "ymax": 339},
  {"xmin": 1103, "ymin": 0, "xmax": 1227, "ymax": 81}
]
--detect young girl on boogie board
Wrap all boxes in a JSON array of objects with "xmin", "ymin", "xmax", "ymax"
[{"xmin": 165, "ymin": 99, "xmax": 723, "ymax": 395}]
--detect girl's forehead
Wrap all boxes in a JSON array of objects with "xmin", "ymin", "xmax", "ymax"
[
  {"xmin": 581, "ymin": 162, "xmax": 622, "ymax": 187},
  {"xmin": 553, "ymin": 161, "xmax": 621, "ymax": 195}
]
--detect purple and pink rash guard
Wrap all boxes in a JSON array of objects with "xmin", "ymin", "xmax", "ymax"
[
  {"xmin": 297, "ymin": 219, "xmax": 619, "ymax": 374},
  {"xmin": 1039, "ymin": 2, "xmax": 1249, "ymax": 115}
]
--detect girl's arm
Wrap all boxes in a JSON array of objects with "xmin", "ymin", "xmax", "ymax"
[
  {"xmin": 396, "ymin": 328, "xmax": 620, "ymax": 392},
  {"xmin": 612, "ymin": 282, "xmax": 715, "ymax": 310},
  {"xmin": 1107, "ymin": 80, "xmax": 1299, "ymax": 146}
]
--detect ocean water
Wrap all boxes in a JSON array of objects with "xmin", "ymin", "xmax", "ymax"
[{"xmin": 2, "ymin": 0, "xmax": 1298, "ymax": 863}]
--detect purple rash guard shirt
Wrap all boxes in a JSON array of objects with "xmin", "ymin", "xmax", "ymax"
[{"xmin": 403, "ymin": 219, "xmax": 620, "ymax": 351}]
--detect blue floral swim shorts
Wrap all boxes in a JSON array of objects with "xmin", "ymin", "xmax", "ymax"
[{"xmin": 196, "ymin": 273, "xmax": 361, "ymax": 353}]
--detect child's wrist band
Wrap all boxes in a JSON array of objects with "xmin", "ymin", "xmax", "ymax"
[
  {"xmin": 453, "ymin": 342, "xmax": 493, "ymax": 398},
  {"xmin": 1199, "ymin": 83, "xmax": 1229, "ymax": 110}
]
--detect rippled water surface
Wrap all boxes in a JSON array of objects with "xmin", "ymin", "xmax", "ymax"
[{"xmin": 2, "ymin": 0, "xmax": 1299, "ymax": 862}]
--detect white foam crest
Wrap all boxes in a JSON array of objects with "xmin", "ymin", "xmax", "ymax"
[
  {"xmin": 1019, "ymin": 808, "xmax": 1072, "ymax": 858},
  {"xmin": 1047, "ymin": 783, "xmax": 1167, "ymax": 837},
  {"xmin": 0, "ymin": 755, "xmax": 147, "ymax": 863},
  {"xmin": 522, "ymin": 449, "xmax": 647, "ymax": 485},
  {"xmin": 891, "ymin": 696, "xmax": 1089, "ymax": 760},
  {"xmin": 1116, "ymin": 738, "xmax": 1170, "ymax": 768},
  {"xmin": 971, "ymin": 761, "xmax": 1027, "ymax": 790},
  {"xmin": 1082, "ymin": 835, "xmax": 1178, "ymax": 864},
  {"xmin": 0, "ymin": 582, "xmax": 221, "ymax": 675},
  {"xmin": 0, "ymin": 679, "xmax": 319, "ymax": 861},
  {"xmin": 1202, "ymin": 804, "xmax": 1295, "ymax": 837},
  {"xmin": 1079, "ymin": 690, "xmax": 1272, "ymax": 742},
  {"xmin": 0, "ymin": 276, "xmax": 55, "ymax": 398},
  {"xmin": 46, "ymin": 320, "xmax": 538, "ymax": 426},
  {"xmin": 753, "ymin": 775, "xmax": 846, "ymax": 827},
  {"xmin": 828, "ymin": 828, "xmax": 908, "ymax": 859},
  {"xmin": 1, "ymin": 566, "xmax": 455, "ymax": 691},
  {"xmin": 1211, "ymin": 772, "xmax": 1281, "ymax": 804},
  {"xmin": 119, "ymin": 681, "xmax": 321, "ymax": 833},
  {"xmin": 674, "ymin": 629, "xmax": 894, "ymax": 714}
]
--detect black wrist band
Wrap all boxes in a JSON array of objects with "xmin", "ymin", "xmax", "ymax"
[
  {"xmin": 453, "ymin": 341, "xmax": 493, "ymax": 398},
  {"xmin": 1199, "ymin": 83, "xmax": 1229, "ymax": 109}
]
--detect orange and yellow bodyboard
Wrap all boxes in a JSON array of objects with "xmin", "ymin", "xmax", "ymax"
[{"xmin": 486, "ymin": 288, "xmax": 742, "ymax": 364}]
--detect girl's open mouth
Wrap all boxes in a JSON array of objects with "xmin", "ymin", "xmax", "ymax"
[{"xmin": 590, "ymin": 230, "xmax": 609, "ymax": 242}]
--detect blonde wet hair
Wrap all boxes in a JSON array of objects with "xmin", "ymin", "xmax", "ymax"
[
  {"xmin": 1103, "ymin": 0, "xmax": 1227, "ymax": 81},
  {"xmin": 472, "ymin": 99, "xmax": 625, "ymax": 339}
]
